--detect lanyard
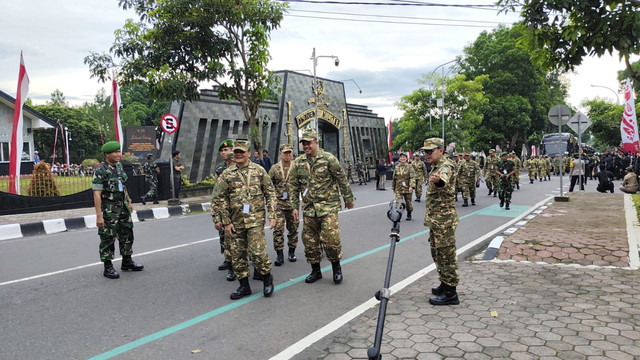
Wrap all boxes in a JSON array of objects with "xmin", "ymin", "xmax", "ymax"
[
  {"xmin": 280, "ymin": 162, "xmax": 291, "ymax": 183},
  {"xmin": 239, "ymin": 166, "xmax": 252, "ymax": 197}
]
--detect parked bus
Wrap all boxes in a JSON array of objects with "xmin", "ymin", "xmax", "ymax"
[{"xmin": 540, "ymin": 133, "xmax": 578, "ymax": 157}]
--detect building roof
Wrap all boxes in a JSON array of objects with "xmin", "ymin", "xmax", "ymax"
[{"xmin": 0, "ymin": 89, "xmax": 58, "ymax": 128}]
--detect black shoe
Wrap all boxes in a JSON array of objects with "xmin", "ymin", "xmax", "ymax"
[
  {"xmin": 429, "ymin": 285, "xmax": 459, "ymax": 306},
  {"xmin": 263, "ymin": 273, "xmax": 274, "ymax": 297},
  {"xmin": 226, "ymin": 269, "xmax": 236, "ymax": 281},
  {"xmin": 488, "ymin": 190, "xmax": 492, "ymax": 196},
  {"xmin": 288, "ymin": 248, "xmax": 297, "ymax": 262},
  {"xmin": 103, "ymin": 264, "xmax": 120, "ymax": 279},
  {"xmin": 140, "ymin": 195, "xmax": 147, "ymax": 205},
  {"xmin": 253, "ymin": 269, "xmax": 264, "ymax": 281},
  {"xmin": 455, "ymin": 196, "xmax": 458, "ymax": 202},
  {"xmin": 218, "ymin": 261, "xmax": 231, "ymax": 271},
  {"xmin": 274, "ymin": 250, "xmax": 284, "ymax": 266},
  {"xmin": 530, "ymin": 180, "xmax": 533, "ymax": 184},
  {"xmin": 500, "ymin": 200, "xmax": 504, "ymax": 208},
  {"xmin": 414, "ymin": 199, "xmax": 420, "ymax": 202},
  {"xmin": 431, "ymin": 282, "xmax": 445, "ymax": 296},
  {"xmin": 230, "ymin": 277, "xmax": 251, "ymax": 300},
  {"xmin": 471, "ymin": 199, "xmax": 476, "ymax": 206},
  {"xmin": 331, "ymin": 261, "xmax": 343, "ymax": 284},
  {"xmin": 505, "ymin": 203, "xmax": 510, "ymax": 210},
  {"xmin": 462, "ymin": 199, "xmax": 468, "ymax": 207},
  {"xmin": 121, "ymin": 257, "xmax": 144, "ymax": 271},
  {"xmin": 493, "ymin": 193, "xmax": 497, "ymax": 197},
  {"xmin": 153, "ymin": 199, "xmax": 159, "ymax": 204},
  {"xmin": 406, "ymin": 212, "xmax": 412, "ymax": 221},
  {"xmin": 305, "ymin": 263, "xmax": 322, "ymax": 283}
]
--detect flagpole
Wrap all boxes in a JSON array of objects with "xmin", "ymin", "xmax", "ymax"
[{"xmin": 9, "ymin": 52, "xmax": 29, "ymax": 195}]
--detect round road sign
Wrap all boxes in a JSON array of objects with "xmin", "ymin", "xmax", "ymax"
[{"xmin": 161, "ymin": 113, "xmax": 179, "ymax": 134}]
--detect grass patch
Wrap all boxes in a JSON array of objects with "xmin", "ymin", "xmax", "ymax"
[
  {"xmin": 0, "ymin": 176, "xmax": 92, "ymax": 196},
  {"xmin": 633, "ymin": 193, "xmax": 640, "ymax": 223}
]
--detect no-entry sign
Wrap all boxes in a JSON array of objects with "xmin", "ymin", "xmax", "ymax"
[{"xmin": 161, "ymin": 113, "xmax": 179, "ymax": 134}]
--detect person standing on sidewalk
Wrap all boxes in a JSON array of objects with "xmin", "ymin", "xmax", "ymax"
[
  {"xmin": 172, "ymin": 150, "xmax": 184, "ymax": 199},
  {"xmin": 422, "ymin": 138, "xmax": 460, "ymax": 306},
  {"xmin": 289, "ymin": 129, "xmax": 355, "ymax": 285},
  {"xmin": 392, "ymin": 153, "xmax": 416, "ymax": 220},
  {"xmin": 268, "ymin": 144, "xmax": 299, "ymax": 266},
  {"xmin": 211, "ymin": 139, "xmax": 277, "ymax": 300},
  {"xmin": 140, "ymin": 153, "xmax": 160, "ymax": 205},
  {"xmin": 92, "ymin": 141, "xmax": 144, "ymax": 279},
  {"xmin": 213, "ymin": 139, "xmax": 236, "ymax": 282},
  {"xmin": 568, "ymin": 153, "xmax": 585, "ymax": 192},
  {"xmin": 411, "ymin": 153, "xmax": 428, "ymax": 202}
]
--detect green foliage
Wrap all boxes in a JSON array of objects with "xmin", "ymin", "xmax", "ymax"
[
  {"xmin": 498, "ymin": 0, "xmax": 640, "ymax": 82},
  {"xmin": 82, "ymin": 158, "xmax": 99, "ymax": 168},
  {"xmin": 48, "ymin": 89, "xmax": 68, "ymax": 107},
  {"xmin": 583, "ymin": 99, "xmax": 627, "ymax": 149},
  {"xmin": 185, "ymin": 174, "xmax": 215, "ymax": 188},
  {"xmin": 618, "ymin": 59, "xmax": 640, "ymax": 94},
  {"xmin": 27, "ymin": 162, "xmax": 61, "ymax": 197}
]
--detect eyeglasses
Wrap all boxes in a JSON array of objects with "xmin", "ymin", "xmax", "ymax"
[{"xmin": 424, "ymin": 147, "xmax": 440, "ymax": 155}]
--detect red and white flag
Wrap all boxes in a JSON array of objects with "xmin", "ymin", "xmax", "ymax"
[
  {"xmin": 9, "ymin": 52, "xmax": 30, "ymax": 195},
  {"xmin": 531, "ymin": 145, "xmax": 537, "ymax": 157},
  {"xmin": 388, "ymin": 119, "xmax": 392, "ymax": 164},
  {"xmin": 110, "ymin": 75, "xmax": 124, "ymax": 152},
  {"xmin": 620, "ymin": 78, "xmax": 640, "ymax": 153}
]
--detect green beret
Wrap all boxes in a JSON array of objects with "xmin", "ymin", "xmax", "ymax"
[
  {"xmin": 218, "ymin": 139, "xmax": 234, "ymax": 152},
  {"xmin": 101, "ymin": 141, "xmax": 121, "ymax": 154}
]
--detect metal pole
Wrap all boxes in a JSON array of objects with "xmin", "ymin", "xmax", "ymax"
[
  {"xmin": 441, "ymin": 67, "xmax": 445, "ymax": 145},
  {"xmin": 578, "ymin": 114, "xmax": 583, "ymax": 190},
  {"xmin": 558, "ymin": 108, "xmax": 563, "ymax": 197},
  {"xmin": 169, "ymin": 137, "xmax": 175, "ymax": 199},
  {"xmin": 312, "ymin": 47, "xmax": 318, "ymax": 138}
]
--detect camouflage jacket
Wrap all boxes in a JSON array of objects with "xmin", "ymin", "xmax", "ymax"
[
  {"xmin": 142, "ymin": 160, "xmax": 159, "ymax": 180},
  {"xmin": 512, "ymin": 157, "xmax": 522, "ymax": 172},
  {"xmin": 214, "ymin": 161, "xmax": 229, "ymax": 178},
  {"xmin": 411, "ymin": 159, "xmax": 428, "ymax": 180},
  {"xmin": 497, "ymin": 159, "xmax": 515, "ymax": 178},
  {"xmin": 268, "ymin": 161, "xmax": 293, "ymax": 210},
  {"xmin": 392, "ymin": 162, "xmax": 416, "ymax": 194},
  {"xmin": 211, "ymin": 162, "xmax": 276, "ymax": 229},
  {"xmin": 92, "ymin": 161, "xmax": 130, "ymax": 215},
  {"xmin": 289, "ymin": 149, "xmax": 354, "ymax": 217},
  {"xmin": 458, "ymin": 159, "xmax": 481, "ymax": 184},
  {"xmin": 483, "ymin": 155, "xmax": 499, "ymax": 176},
  {"xmin": 424, "ymin": 157, "xmax": 458, "ymax": 228}
]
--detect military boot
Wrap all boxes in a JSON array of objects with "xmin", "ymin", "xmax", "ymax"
[
  {"xmin": 488, "ymin": 190, "xmax": 492, "ymax": 196},
  {"xmin": 406, "ymin": 211, "xmax": 412, "ymax": 221},
  {"xmin": 218, "ymin": 260, "xmax": 231, "ymax": 271},
  {"xmin": 331, "ymin": 261, "xmax": 343, "ymax": 284},
  {"xmin": 153, "ymin": 195, "xmax": 159, "ymax": 204},
  {"xmin": 274, "ymin": 250, "xmax": 285, "ymax": 266},
  {"xmin": 288, "ymin": 247, "xmax": 297, "ymax": 262},
  {"xmin": 471, "ymin": 198, "xmax": 476, "ymax": 206},
  {"xmin": 431, "ymin": 282, "xmax": 445, "ymax": 296},
  {"xmin": 263, "ymin": 272, "xmax": 274, "ymax": 297},
  {"xmin": 121, "ymin": 255, "xmax": 144, "ymax": 271},
  {"xmin": 140, "ymin": 195, "xmax": 147, "ymax": 205},
  {"xmin": 429, "ymin": 284, "xmax": 460, "ymax": 305},
  {"xmin": 230, "ymin": 277, "xmax": 251, "ymax": 300},
  {"xmin": 462, "ymin": 198, "xmax": 468, "ymax": 207},
  {"xmin": 505, "ymin": 202, "xmax": 510, "ymax": 210},
  {"xmin": 226, "ymin": 268, "xmax": 236, "ymax": 281},
  {"xmin": 305, "ymin": 263, "xmax": 322, "ymax": 283},
  {"xmin": 493, "ymin": 192, "xmax": 497, "ymax": 197},
  {"xmin": 517, "ymin": 184, "xmax": 520, "ymax": 190},
  {"xmin": 253, "ymin": 268, "xmax": 264, "ymax": 281},
  {"xmin": 103, "ymin": 261, "xmax": 120, "ymax": 279}
]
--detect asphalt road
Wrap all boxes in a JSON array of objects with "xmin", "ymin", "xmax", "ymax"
[{"xmin": 0, "ymin": 175, "xmax": 569, "ymax": 360}]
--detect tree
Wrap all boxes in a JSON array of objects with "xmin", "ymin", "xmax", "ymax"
[
  {"xmin": 583, "ymin": 99, "xmax": 627, "ymax": 149},
  {"xmin": 498, "ymin": 0, "xmax": 640, "ymax": 83},
  {"xmin": 48, "ymin": 89, "xmax": 68, "ymax": 107},
  {"xmin": 84, "ymin": 0, "xmax": 288, "ymax": 155}
]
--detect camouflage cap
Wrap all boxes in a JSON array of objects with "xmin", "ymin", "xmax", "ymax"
[
  {"xmin": 489, "ymin": 149, "xmax": 496, "ymax": 154},
  {"xmin": 279, "ymin": 144, "xmax": 293, "ymax": 153},
  {"xmin": 218, "ymin": 138, "xmax": 234, "ymax": 151},
  {"xmin": 232, "ymin": 139, "xmax": 251, "ymax": 152},
  {"xmin": 420, "ymin": 137, "xmax": 444, "ymax": 150},
  {"xmin": 398, "ymin": 152, "xmax": 408, "ymax": 158},
  {"xmin": 510, "ymin": 151, "xmax": 516, "ymax": 155},
  {"xmin": 101, "ymin": 141, "xmax": 120, "ymax": 154},
  {"xmin": 300, "ymin": 128, "xmax": 318, "ymax": 142}
]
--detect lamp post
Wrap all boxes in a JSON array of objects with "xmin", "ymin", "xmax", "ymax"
[
  {"xmin": 64, "ymin": 127, "xmax": 70, "ymax": 170},
  {"xmin": 430, "ymin": 59, "xmax": 458, "ymax": 145},
  {"xmin": 339, "ymin": 79, "xmax": 362, "ymax": 94},
  {"xmin": 311, "ymin": 47, "xmax": 340, "ymax": 138},
  {"xmin": 590, "ymin": 84, "xmax": 620, "ymax": 105}
]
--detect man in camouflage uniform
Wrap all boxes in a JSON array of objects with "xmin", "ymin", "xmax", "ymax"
[
  {"xmin": 509, "ymin": 151, "xmax": 521, "ymax": 190},
  {"xmin": 525, "ymin": 156, "xmax": 537, "ymax": 184},
  {"xmin": 412, "ymin": 153, "xmax": 428, "ymax": 202},
  {"xmin": 421, "ymin": 138, "xmax": 460, "ymax": 306},
  {"xmin": 268, "ymin": 144, "xmax": 299, "ymax": 266},
  {"xmin": 92, "ymin": 141, "xmax": 144, "ymax": 279},
  {"xmin": 392, "ymin": 153, "xmax": 416, "ymax": 220},
  {"xmin": 140, "ymin": 153, "xmax": 160, "ymax": 205},
  {"xmin": 355, "ymin": 159, "xmax": 367, "ymax": 185},
  {"xmin": 553, "ymin": 154, "xmax": 561, "ymax": 176},
  {"xmin": 543, "ymin": 155, "xmax": 552, "ymax": 181},
  {"xmin": 211, "ymin": 139, "xmax": 277, "ymax": 300},
  {"xmin": 483, "ymin": 149, "xmax": 499, "ymax": 197},
  {"xmin": 453, "ymin": 154, "xmax": 462, "ymax": 201},
  {"xmin": 289, "ymin": 129, "xmax": 355, "ymax": 285},
  {"xmin": 459, "ymin": 152, "xmax": 481, "ymax": 207},
  {"xmin": 496, "ymin": 152, "xmax": 516, "ymax": 210},
  {"xmin": 213, "ymin": 139, "xmax": 236, "ymax": 281}
]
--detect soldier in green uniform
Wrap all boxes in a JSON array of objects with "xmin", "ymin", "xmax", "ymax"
[
  {"xmin": 92, "ymin": 141, "xmax": 144, "ymax": 279},
  {"xmin": 509, "ymin": 151, "xmax": 521, "ymax": 190},
  {"xmin": 268, "ymin": 144, "xmax": 299, "ymax": 266},
  {"xmin": 411, "ymin": 153, "xmax": 428, "ymax": 202},
  {"xmin": 289, "ymin": 129, "xmax": 355, "ymax": 285},
  {"xmin": 483, "ymin": 149, "xmax": 499, "ymax": 197},
  {"xmin": 459, "ymin": 152, "xmax": 481, "ymax": 206},
  {"xmin": 496, "ymin": 152, "xmax": 516, "ymax": 210},
  {"xmin": 421, "ymin": 138, "xmax": 460, "ymax": 306},
  {"xmin": 525, "ymin": 156, "xmax": 535, "ymax": 183},
  {"xmin": 140, "ymin": 153, "xmax": 160, "ymax": 205},
  {"xmin": 211, "ymin": 139, "xmax": 277, "ymax": 300},
  {"xmin": 543, "ymin": 155, "xmax": 552, "ymax": 181},
  {"xmin": 453, "ymin": 154, "xmax": 462, "ymax": 202},
  {"xmin": 392, "ymin": 153, "xmax": 416, "ymax": 220},
  {"xmin": 213, "ymin": 139, "xmax": 236, "ymax": 281}
]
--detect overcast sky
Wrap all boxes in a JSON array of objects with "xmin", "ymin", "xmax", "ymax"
[{"xmin": 0, "ymin": 0, "xmax": 633, "ymax": 122}]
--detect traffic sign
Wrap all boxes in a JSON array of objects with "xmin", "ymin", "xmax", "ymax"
[
  {"xmin": 548, "ymin": 104, "xmax": 571, "ymax": 126},
  {"xmin": 567, "ymin": 111, "xmax": 591, "ymax": 135},
  {"xmin": 161, "ymin": 113, "xmax": 179, "ymax": 134}
]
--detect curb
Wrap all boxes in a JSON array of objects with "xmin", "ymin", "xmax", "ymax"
[{"xmin": 0, "ymin": 202, "xmax": 212, "ymax": 241}]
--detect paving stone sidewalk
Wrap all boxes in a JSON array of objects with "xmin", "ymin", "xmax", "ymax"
[{"xmin": 294, "ymin": 192, "xmax": 640, "ymax": 360}]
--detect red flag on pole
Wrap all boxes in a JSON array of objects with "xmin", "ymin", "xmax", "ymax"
[
  {"xmin": 388, "ymin": 119, "xmax": 392, "ymax": 164},
  {"xmin": 110, "ymin": 74, "xmax": 124, "ymax": 152},
  {"xmin": 9, "ymin": 52, "xmax": 30, "ymax": 195},
  {"xmin": 620, "ymin": 78, "xmax": 640, "ymax": 153}
]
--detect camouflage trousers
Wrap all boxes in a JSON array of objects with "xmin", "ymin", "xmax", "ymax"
[
  {"xmin": 98, "ymin": 211, "xmax": 134, "ymax": 261},
  {"xmin": 218, "ymin": 229, "xmax": 232, "ymax": 264},
  {"xmin": 413, "ymin": 178, "xmax": 424, "ymax": 200},
  {"xmin": 499, "ymin": 177, "xmax": 514, "ymax": 203},
  {"xmin": 229, "ymin": 226, "xmax": 272, "ymax": 280},
  {"xmin": 528, "ymin": 169, "xmax": 538, "ymax": 181},
  {"xmin": 144, "ymin": 177, "xmax": 158, "ymax": 198},
  {"xmin": 428, "ymin": 222, "xmax": 459, "ymax": 287},
  {"xmin": 273, "ymin": 208, "xmax": 299, "ymax": 251},
  {"xmin": 395, "ymin": 192, "xmax": 413, "ymax": 213},
  {"xmin": 511, "ymin": 172, "xmax": 520, "ymax": 186},
  {"xmin": 461, "ymin": 180, "xmax": 476, "ymax": 200},
  {"xmin": 486, "ymin": 174, "xmax": 498, "ymax": 193},
  {"xmin": 302, "ymin": 212, "xmax": 342, "ymax": 264}
]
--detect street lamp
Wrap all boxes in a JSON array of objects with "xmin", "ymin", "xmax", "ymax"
[
  {"xmin": 339, "ymin": 79, "xmax": 363, "ymax": 94},
  {"xmin": 64, "ymin": 127, "xmax": 70, "ymax": 169},
  {"xmin": 430, "ymin": 59, "xmax": 458, "ymax": 145},
  {"xmin": 590, "ymin": 84, "xmax": 620, "ymax": 105},
  {"xmin": 311, "ymin": 47, "xmax": 339, "ymax": 137}
]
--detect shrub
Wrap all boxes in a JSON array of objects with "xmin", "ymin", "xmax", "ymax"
[{"xmin": 27, "ymin": 162, "xmax": 61, "ymax": 197}]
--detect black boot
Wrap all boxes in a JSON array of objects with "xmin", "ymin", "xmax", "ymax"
[
  {"xmin": 431, "ymin": 282, "xmax": 445, "ymax": 296},
  {"xmin": 455, "ymin": 195, "xmax": 458, "ymax": 202},
  {"xmin": 230, "ymin": 277, "xmax": 251, "ymax": 300},
  {"xmin": 263, "ymin": 272, "xmax": 274, "ymax": 297},
  {"xmin": 462, "ymin": 198, "xmax": 468, "ymax": 207},
  {"xmin": 429, "ymin": 284, "xmax": 459, "ymax": 305},
  {"xmin": 288, "ymin": 247, "xmax": 297, "ymax": 262},
  {"xmin": 505, "ymin": 202, "xmax": 510, "ymax": 210},
  {"xmin": 140, "ymin": 195, "xmax": 147, "ymax": 205},
  {"xmin": 331, "ymin": 261, "xmax": 343, "ymax": 284},
  {"xmin": 406, "ymin": 211, "xmax": 412, "ymax": 221},
  {"xmin": 253, "ymin": 268, "xmax": 264, "ymax": 281},
  {"xmin": 121, "ymin": 255, "xmax": 144, "ymax": 271},
  {"xmin": 218, "ymin": 260, "xmax": 231, "ymax": 271},
  {"xmin": 517, "ymin": 184, "xmax": 520, "ymax": 190},
  {"xmin": 226, "ymin": 268, "xmax": 236, "ymax": 281},
  {"xmin": 471, "ymin": 198, "xmax": 476, "ymax": 206},
  {"xmin": 103, "ymin": 261, "xmax": 120, "ymax": 279},
  {"xmin": 305, "ymin": 263, "xmax": 322, "ymax": 283},
  {"xmin": 488, "ymin": 190, "xmax": 492, "ymax": 196},
  {"xmin": 530, "ymin": 180, "xmax": 533, "ymax": 184},
  {"xmin": 274, "ymin": 250, "xmax": 284, "ymax": 266},
  {"xmin": 153, "ymin": 196, "xmax": 159, "ymax": 204}
]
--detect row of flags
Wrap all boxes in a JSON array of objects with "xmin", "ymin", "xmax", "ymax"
[{"xmin": 7, "ymin": 53, "xmax": 123, "ymax": 195}]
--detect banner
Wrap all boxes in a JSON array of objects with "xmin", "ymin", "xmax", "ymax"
[
  {"xmin": 620, "ymin": 78, "xmax": 640, "ymax": 153},
  {"xmin": 9, "ymin": 52, "xmax": 29, "ymax": 195},
  {"xmin": 110, "ymin": 75, "xmax": 124, "ymax": 152},
  {"xmin": 531, "ymin": 145, "xmax": 537, "ymax": 157}
]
